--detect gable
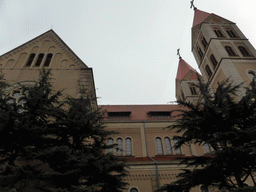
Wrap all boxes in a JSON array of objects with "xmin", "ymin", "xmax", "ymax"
[
  {"xmin": 0, "ymin": 30, "xmax": 96, "ymax": 102},
  {"xmin": 0, "ymin": 30, "xmax": 88, "ymax": 70}
]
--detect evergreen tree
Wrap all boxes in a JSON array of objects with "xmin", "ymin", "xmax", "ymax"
[
  {"xmin": 37, "ymin": 96, "xmax": 128, "ymax": 192},
  {"xmin": 0, "ymin": 70, "xmax": 128, "ymax": 192},
  {"xmin": 157, "ymin": 78, "xmax": 256, "ymax": 192},
  {"xmin": 0, "ymin": 69, "xmax": 62, "ymax": 191}
]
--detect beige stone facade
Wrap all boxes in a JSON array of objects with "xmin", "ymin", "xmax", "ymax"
[{"xmin": 100, "ymin": 105, "xmax": 212, "ymax": 192}]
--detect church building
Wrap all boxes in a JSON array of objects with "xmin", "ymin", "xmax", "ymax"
[{"xmin": 0, "ymin": 5, "xmax": 255, "ymax": 192}]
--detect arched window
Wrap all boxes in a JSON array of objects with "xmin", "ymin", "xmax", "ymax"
[
  {"xmin": 205, "ymin": 65, "xmax": 213, "ymax": 78},
  {"xmin": 35, "ymin": 53, "xmax": 44, "ymax": 67},
  {"xmin": 225, "ymin": 46, "xmax": 236, "ymax": 56},
  {"xmin": 238, "ymin": 46, "xmax": 251, "ymax": 56},
  {"xmin": 116, "ymin": 138, "xmax": 123, "ymax": 156},
  {"xmin": 226, "ymin": 28, "xmax": 237, "ymax": 38},
  {"xmin": 156, "ymin": 137, "xmax": 163, "ymax": 155},
  {"xmin": 247, "ymin": 70, "xmax": 256, "ymax": 81},
  {"xmin": 213, "ymin": 28, "xmax": 224, "ymax": 37},
  {"xmin": 198, "ymin": 47, "xmax": 204, "ymax": 59},
  {"xmin": 201, "ymin": 36, "xmax": 208, "ymax": 48},
  {"xmin": 210, "ymin": 54, "xmax": 218, "ymax": 68},
  {"xmin": 125, "ymin": 138, "xmax": 132, "ymax": 156},
  {"xmin": 173, "ymin": 138, "xmax": 182, "ymax": 154},
  {"xmin": 26, "ymin": 53, "xmax": 36, "ymax": 67},
  {"xmin": 107, "ymin": 138, "xmax": 114, "ymax": 153},
  {"xmin": 190, "ymin": 86, "xmax": 197, "ymax": 95},
  {"xmin": 44, "ymin": 53, "xmax": 53, "ymax": 66},
  {"xmin": 130, "ymin": 188, "xmax": 138, "ymax": 192},
  {"xmin": 203, "ymin": 142, "xmax": 211, "ymax": 154},
  {"xmin": 200, "ymin": 185, "xmax": 209, "ymax": 192},
  {"xmin": 164, "ymin": 137, "xmax": 173, "ymax": 155}
]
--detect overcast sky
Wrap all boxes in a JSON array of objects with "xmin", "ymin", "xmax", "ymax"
[{"xmin": 1, "ymin": 0, "xmax": 256, "ymax": 104}]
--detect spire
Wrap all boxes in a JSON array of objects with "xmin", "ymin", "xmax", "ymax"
[
  {"xmin": 176, "ymin": 58, "xmax": 197, "ymax": 80},
  {"xmin": 192, "ymin": 8, "xmax": 211, "ymax": 27}
]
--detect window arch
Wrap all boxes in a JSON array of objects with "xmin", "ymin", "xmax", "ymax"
[
  {"xmin": 200, "ymin": 185, "xmax": 209, "ymax": 192},
  {"xmin": 155, "ymin": 137, "xmax": 164, "ymax": 155},
  {"xmin": 210, "ymin": 54, "xmax": 218, "ymax": 68},
  {"xmin": 205, "ymin": 65, "xmax": 213, "ymax": 78},
  {"xmin": 107, "ymin": 138, "xmax": 114, "ymax": 153},
  {"xmin": 203, "ymin": 142, "xmax": 211, "ymax": 154},
  {"xmin": 201, "ymin": 36, "xmax": 208, "ymax": 48},
  {"xmin": 213, "ymin": 28, "xmax": 224, "ymax": 37},
  {"xmin": 226, "ymin": 28, "xmax": 237, "ymax": 38},
  {"xmin": 164, "ymin": 137, "xmax": 173, "ymax": 155},
  {"xmin": 35, "ymin": 53, "xmax": 44, "ymax": 67},
  {"xmin": 247, "ymin": 70, "xmax": 256, "ymax": 81},
  {"xmin": 225, "ymin": 46, "xmax": 236, "ymax": 56},
  {"xmin": 44, "ymin": 53, "xmax": 53, "ymax": 66},
  {"xmin": 238, "ymin": 46, "xmax": 251, "ymax": 56},
  {"xmin": 125, "ymin": 138, "xmax": 132, "ymax": 156},
  {"xmin": 26, "ymin": 53, "xmax": 36, "ymax": 67},
  {"xmin": 130, "ymin": 188, "xmax": 139, "ymax": 192},
  {"xmin": 116, "ymin": 138, "xmax": 123, "ymax": 156}
]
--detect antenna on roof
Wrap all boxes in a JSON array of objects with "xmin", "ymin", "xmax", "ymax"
[
  {"xmin": 177, "ymin": 48, "xmax": 182, "ymax": 59},
  {"xmin": 190, "ymin": 0, "xmax": 197, "ymax": 10}
]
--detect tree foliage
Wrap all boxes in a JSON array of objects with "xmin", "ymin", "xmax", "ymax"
[
  {"xmin": 158, "ymin": 78, "xmax": 256, "ymax": 192},
  {"xmin": 0, "ymin": 70, "xmax": 127, "ymax": 192}
]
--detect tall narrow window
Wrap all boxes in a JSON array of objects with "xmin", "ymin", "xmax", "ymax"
[
  {"xmin": 203, "ymin": 142, "xmax": 211, "ymax": 154},
  {"xmin": 205, "ymin": 65, "xmax": 213, "ymax": 78},
  {"xmin": 125, "ymin": 138, "xmax": 132, "ymax": 156},
  {"xmin": 238, "ymin": 46, "xmax": 251, "ymax": 56},
  {"xmin": 35, "ymin": 53, "xmax": 44, "ymax": 67},
  {"xmin": 201, "ymin": 36, "xmax": 208, "ymax": 48},
  {"xmin": 173, "ymin": 138, "xmax": 182, "ymax": 154},
  {"xmin": 225, "ymin": 46, "xmax": 236, "ymax": 56},
  {"xmin": 210, "ymin": 54, "xmax": 218, "ymax": 68},
  {"xmin": 198, "ymin": 47, "xmax": 204, "ymax": 59},
  {"xmin": 26, "ymin": 53, "xmax": 36, "ymax": 67},
  {"xmin": 107, "ymin": 138, "xmax": 114, "ymax": 153},
  {"xmin": 116, "ymin": 138, "xmax": 123, "ymax": 156},
  {"xmin": 213, "ymin": 28, "xmax": 224, "ymax": 37},
  {"xmin": 44, "ymin": 53, "xmax": 53, "ymax": 66},
  {"xmin": 164, "ymin": 137, "xmax": 173, "ymax": 155},
  {"xmin": 156, "ymin": 137, "xmax": 163, "ymax": 155},
  {"xmin": 190, "ymin": 86, "xmax": 197, "ymax": 95},
  {"xmin": 226, "ymin": 28, "xmax": 237, "ymax": 38}
]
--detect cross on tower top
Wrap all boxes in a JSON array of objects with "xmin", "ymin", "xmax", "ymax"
[
  {"xmin": 190, "ymin": 0, "xmax": 197, "ymax": 10},
  {"xmin": 177, "ymin": 48, "xmax": 182, "ymax": 59}
]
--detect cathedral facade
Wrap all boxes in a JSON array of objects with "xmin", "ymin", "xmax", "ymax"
[{"xmin": 1, "ymin": 6, "xmax": 256, "ymax": 192}]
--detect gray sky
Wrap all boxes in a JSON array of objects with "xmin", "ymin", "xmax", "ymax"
[{"xmin": 1, "ymin": 0, "xmax": 256, "ymax": 104}]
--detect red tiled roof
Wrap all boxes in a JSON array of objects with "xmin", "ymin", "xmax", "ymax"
[
  {"xmin": 99, "ymin": 105, "xmax": 185, "ymax": 121},
  {"xmin": 192, "ymin": 8, "xmax": 211, "ymax": 27},
  {"xmin": 176, "ymin": 58, "xmax": 197, "ymax": 80}
]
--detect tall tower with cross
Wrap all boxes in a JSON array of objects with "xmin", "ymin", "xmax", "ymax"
[
  {"xmin": 175, "ymin": 49, "xmax": 201, "ymax": 104},
  {"xmin": 191, "ymin": 5, "xmax": 256, "ymax": 101}
]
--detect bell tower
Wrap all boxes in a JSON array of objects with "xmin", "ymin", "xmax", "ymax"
[
  {"xmin": 191, "ymin": 7, "xmax": 256, "ymax": 100},
  {"xmin": 175, "ymin": 50, "xmax": 201, "ymax": 104}
]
